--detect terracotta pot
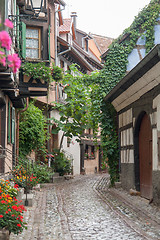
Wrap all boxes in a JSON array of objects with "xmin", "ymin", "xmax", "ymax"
[{"xmin": 0, "ymin": 229, "xmax": 10, "ymax": 240}]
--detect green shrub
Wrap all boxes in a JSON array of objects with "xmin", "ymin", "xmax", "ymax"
[
  {"xmin": 33, "ymin": 163, "xmax": 53, "ymax": 183},
  {"xmin": 52, "ymin": 150, "xmax": 72, "ymax": 176}
]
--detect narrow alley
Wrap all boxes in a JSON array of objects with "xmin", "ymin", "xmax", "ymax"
[{"xmin": 10, "ymin": 174, "xmax": 160, "ymax": 240}]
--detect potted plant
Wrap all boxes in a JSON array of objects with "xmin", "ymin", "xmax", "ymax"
[{"xmin": 21, "ymin": 62, "xmax": 52, "ymax": 83}]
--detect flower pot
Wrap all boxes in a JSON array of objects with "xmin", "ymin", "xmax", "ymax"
[{"xmin": 0, "ymin": 229, "xmax": 10, "ymax": 240}]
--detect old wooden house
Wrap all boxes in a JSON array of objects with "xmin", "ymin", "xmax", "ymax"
[{"xmin": 103, "ymin": 1, "xmax": 160, "ymax": 204}]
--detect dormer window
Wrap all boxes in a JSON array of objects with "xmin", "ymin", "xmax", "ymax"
[
  {"xmin": 84, "ymin": 39, "xmax": 88, "ymax": 52},
  {"xmin": 26, "ymin": 27, "xmax": 41, "ymax": 59}
]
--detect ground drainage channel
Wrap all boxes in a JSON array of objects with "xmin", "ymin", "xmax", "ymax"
[{"xmin": 93, "ymin": 187, "xmax": 160, "ymax": 240}]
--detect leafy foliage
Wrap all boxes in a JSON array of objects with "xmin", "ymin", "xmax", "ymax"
[
  {"xmin": 50, "ymin": 65, "xmax": 99, "ymax": 149},
  {"xmin": 52, "ymin": 149, "xmax": 72, "ymax": 176},
  {"xmin": 19, "ymin": 102, "xmax": 48, "ymax": 157},
  {"xmin": 98, "ymin": 0, "xmax": 160, "ymax": 185},
  {"xmin": 21, "ymin": 62, "xmax": 52, "ymax": 83},
  {"xmin": 51, "ymin": 63, "xmax": 63, "ymax": 82},
  {"xmin": 32, "ymin": 163, "xmax": 53, "ymax": 183}
]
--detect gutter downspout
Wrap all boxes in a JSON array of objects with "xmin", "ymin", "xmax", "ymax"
[
  {"xmin": 58, "ymin": 46, "xmax": 71, "ymax": 56},
  {"xmin": 16, "ymin": 98, "xmax": 29, "ymax": 160}
]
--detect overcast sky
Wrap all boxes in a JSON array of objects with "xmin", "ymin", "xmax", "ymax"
[{"xmin": 63, "ymin": 0, "xmax": 151, "ymax": 38}]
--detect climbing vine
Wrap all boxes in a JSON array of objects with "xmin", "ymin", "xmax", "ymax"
[{"xmin": 94, "ymin": 0, "xmax": 160, "ymax": 185}]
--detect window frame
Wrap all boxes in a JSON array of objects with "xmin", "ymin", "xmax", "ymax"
[{"xmin": 26, "ymin": 26, "xmax": 41, "ymax": 59}]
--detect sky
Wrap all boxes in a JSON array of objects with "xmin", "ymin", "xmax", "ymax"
[{"xmin": 63, "ymin": 0, "xmax": 151, "ymax": 38}]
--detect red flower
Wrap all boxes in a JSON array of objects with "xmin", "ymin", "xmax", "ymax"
[
  {"xmin": 17, "ymin": 224, "xmax": 21, "ymax": 227},
  {"xmin": 0, "ymin": 215, "xmax": 3, "ymax": 218},
  {"xmin": 12, "ymin": 205, "xmax": 18, "ymax": 210}
]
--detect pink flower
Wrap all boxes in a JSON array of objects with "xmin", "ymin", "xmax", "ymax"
[
  {"xmin": 0, "ymin": 56, "xmax": 6, "ymax": 66},
  {"xmin": 4, "ymin": 19, "xmax": 14, "ymax": 29},
  {"xmin": 0, "ymin": 31, "xmax": 12, "ymax": 50},
  {"xmin": 0, "ymin": 51, "xmax": 6, "ymax": 66},
  {"xmin": 8, "ymin": 53, "xmax": 21, "ymax": 73}
]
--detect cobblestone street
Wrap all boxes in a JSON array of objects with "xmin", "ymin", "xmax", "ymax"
[{"xmin": 10, "ymin": 174, "xmax": 160, "ymax": 240}]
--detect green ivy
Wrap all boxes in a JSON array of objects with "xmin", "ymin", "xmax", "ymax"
[
  {"xmin": 19, "ymin": 102, "xmax": 48, "ymax": 158},
  {"xmin": 98, "ymin": 0, "xmax": 160, "ymax": 185}
]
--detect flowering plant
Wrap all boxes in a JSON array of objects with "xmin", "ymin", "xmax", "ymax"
[
  {"xmin": 0, "ymin": 180, "xmax": 27, "ymax": 235},
  {"xmin": 84, "ymin": 152, "xmax": 95, "ymax": 159},
  {"xmin": 21, "ymin": 62, "xmax": 52, "ymax": 83},
  {"xmin": 0, "ymin": 179, "xmax": 18, "ymax": 198},
  {"xmin": 0, "ymin": 19, "xmax": 21, "ymax": 73},
  {"xmin": 12, "ymin": 165, "xmax": 38, "ymax": 190}
]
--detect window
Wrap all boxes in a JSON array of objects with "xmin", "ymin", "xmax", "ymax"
[
  {"xmin": 84, "ymin": 144, "xmax": 95, "ymax": 159},
  {"xmin": 67, "ymin": 137, "xmax": 71, "ymax": 147},
  {"xmin": 84, "ymin": 39, "xmax": 88, "ymax": 51},
  {"xmin": 26, "ymin": 27, "xmax": 41, "ymax": 59}
]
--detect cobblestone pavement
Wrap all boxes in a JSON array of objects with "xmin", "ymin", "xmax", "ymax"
[{"xmin": 10, "ymin": 174, "xmax": 160, "ymax": 240}]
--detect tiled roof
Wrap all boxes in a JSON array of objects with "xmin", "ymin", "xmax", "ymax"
[
  {"xmin": 91, "ymin": 34, "xmax": 114, "ymax": 54},
  {"xmin": 59, "ymin": 19, "xmax": 72, "ymax": 33}
]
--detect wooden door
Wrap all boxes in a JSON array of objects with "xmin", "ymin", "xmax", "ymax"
[{"xmin": 139, "ymin": 113, "xmax": 152, "ymax": 200}]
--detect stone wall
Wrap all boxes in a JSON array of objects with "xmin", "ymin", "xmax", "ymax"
[
  {"xmin": 152, "ymin": 170, "xmax": 160, "ymax": 205},
  {"xmin": 121, "ymin": 163, "xmax": 135, "ymax": 191}
]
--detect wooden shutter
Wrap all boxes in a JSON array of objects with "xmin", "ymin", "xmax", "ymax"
[{"xmin": 19, "ymin": 22, "xmax": 26, "ymax": 59}]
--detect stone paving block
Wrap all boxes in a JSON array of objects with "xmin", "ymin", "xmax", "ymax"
[{"xmin": 10, "ymin": 174, "xmax": 160, "ymax": 240}]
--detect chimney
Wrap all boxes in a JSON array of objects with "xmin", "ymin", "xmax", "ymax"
[{"xmin": 71, "ymin": 12, "xmax": 77, "ymax": 30}]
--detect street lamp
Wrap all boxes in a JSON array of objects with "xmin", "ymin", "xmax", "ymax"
[
  {"xmin": 9, "ymin": 0, "xmax": 45, "ymax": 20},
  {"xmin": 29, "ymin": 0, "xmax": 44, "ymax": 16}
]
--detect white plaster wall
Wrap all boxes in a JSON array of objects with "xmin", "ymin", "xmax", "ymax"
[
  {"xmin": 119, "ymin": 108, "xmax": 133, "ymax": 164},
  {"xmin": 153, "ymin": 94, "xmax": 160, "ymax": 170},
  {"xmin": 152, "ymin": 128, "xmax": 158, "ymax": 171},
  {"xmin": 51, "ymin": 109, "xmax": 80, "ymax": 175}
]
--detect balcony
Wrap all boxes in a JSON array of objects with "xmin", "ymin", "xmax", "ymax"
[{"xmin": 19, "ymin": 66, "xmax": 49, "ymax": 97}]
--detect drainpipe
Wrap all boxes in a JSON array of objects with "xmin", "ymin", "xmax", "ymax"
[
  {"xmin": 16, "ymin": 98, "xmax": 29, "ymax": 160},
  {"xmin": 58, "ymin": 46, "xmax": 71, "ymax": 56}
]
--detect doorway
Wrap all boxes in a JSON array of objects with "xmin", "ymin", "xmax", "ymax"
[{"xmin": 138, "ymin": 113, "xmax": 152, "ymax": 200}]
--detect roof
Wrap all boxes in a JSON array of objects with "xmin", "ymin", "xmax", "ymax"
[
  {"xmin": 90, "ymin": 33, "xmax": 114, "ymax": 55},
  {"xmin": 57, "ymin": 37, "xmax": 94, "ymax": 72},
  {"xmin": 73, "ymin": 41, "xmax": 103, "ymax": 70},
  {"xmin": 104, "ymin": 44, "xmax": 160, "ymax": 104},
  {"xmin": 59, "ymin": 18, "xmax": 76, "ymax": 40},
  {"xmin": 59, "ymin": 19, "xmax": 72, "ymax": 33}
]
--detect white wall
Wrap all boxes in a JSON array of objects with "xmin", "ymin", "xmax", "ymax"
[
  {"xmin": 119, "ymin": 108, "xmax": 134, "ymax": 164},
  {"xmin": 51, "ymin": 109, "xmax": 80, "ymax": 175}
]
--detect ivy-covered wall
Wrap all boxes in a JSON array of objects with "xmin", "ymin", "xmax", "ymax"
[{"xmin": 99, "ymin": 0, "xmax": 160, "ymax": 185}]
